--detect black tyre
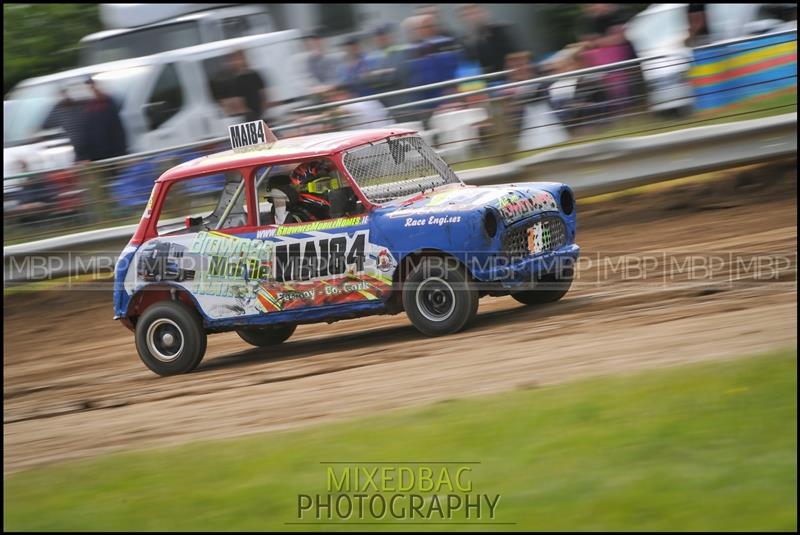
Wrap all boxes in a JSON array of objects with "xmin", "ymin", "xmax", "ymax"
[
  {"xmin": 135, "ymin": 301, "xmax": 207, "ymax": 376},
  {"xmin": 402, "ymin": 257, "xmax": 479, "ymax": 336},
  {"xmin": 512, "ymin": 271, "xmax": 573, "ymax": 306},
  {"xmin": 236, "ymin": 324, "xmax": 297, "ymax": 347}
]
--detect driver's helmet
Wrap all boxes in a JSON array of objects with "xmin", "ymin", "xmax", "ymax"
[{"xmin": 289, "ymin": 160, "xmax": 340, "ymax": 218}]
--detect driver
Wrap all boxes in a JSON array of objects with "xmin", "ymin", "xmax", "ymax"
[{"xmin": 289, "ymin": 160, "xmax": 357, "ymax": 221}]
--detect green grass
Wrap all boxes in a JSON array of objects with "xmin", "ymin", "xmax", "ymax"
[{"xmin": 4, "ymin": 349, "xmax": 797, "ymax": 531}]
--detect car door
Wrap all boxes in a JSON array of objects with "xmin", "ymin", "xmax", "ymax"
[{"xmin": 248, "ymin": 170, "xmax": 394, "ymax": 315}]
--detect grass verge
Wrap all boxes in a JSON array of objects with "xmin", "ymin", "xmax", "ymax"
[{"xmin": 4, "ymin": 348, "xmax": 797, "ymax": 531}]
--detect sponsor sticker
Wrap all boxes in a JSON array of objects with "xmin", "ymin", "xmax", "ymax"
[
  {"xmin": 403, "ymin": 215, "xmax": 462, "ymax": 227},
  {"xmin": 527, "ymin": 222, "xmax": 544, "ymax": 254}
]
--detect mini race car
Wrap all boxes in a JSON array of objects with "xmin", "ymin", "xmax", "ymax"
[{"xmin": 114, "ymin": 120, "xmax": 579, "ymax": 376}]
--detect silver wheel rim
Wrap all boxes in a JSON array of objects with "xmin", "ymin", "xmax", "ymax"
[
  {"xmin": 415, "ymin": 276, "xmax": 456, "ymax": 322},
  {"xmin": 146, "ymin": 318, "xmax": 185, "ymax": 362}
]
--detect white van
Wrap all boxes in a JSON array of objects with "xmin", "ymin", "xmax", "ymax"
[
  {"xmin": 4, "ymin": 30, "xmax": 313, "ymax": 174},
  {"xmin": 79, "ymin": 4, "xmax": 275, "ymax": 66}
]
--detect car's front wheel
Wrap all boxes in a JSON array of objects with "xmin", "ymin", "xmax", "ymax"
[
  {"xmin": 135, "ymin": 301, "xmax": 207, "ymax": 376},
  {"xmin": 402, "ymin": 257, "xmax": 479, "ymax": 336},
  {"xmin": 236, "ymin": 324, "xmax": 297, "ymax": 347}
]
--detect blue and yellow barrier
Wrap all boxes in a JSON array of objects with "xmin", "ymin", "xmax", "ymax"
[{"xmin": 689, "ymin": 31, "xmax": 797, "ymax": 112}]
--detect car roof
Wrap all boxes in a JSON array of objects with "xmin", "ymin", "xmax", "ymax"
[{"xmin": 157, "ymin": 128, "xmax": 416, "ymax": 182}]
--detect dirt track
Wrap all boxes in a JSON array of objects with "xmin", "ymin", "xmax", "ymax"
[{"xmin": 4, "ymin": 161, "xmax": 797, "ymax": 474}]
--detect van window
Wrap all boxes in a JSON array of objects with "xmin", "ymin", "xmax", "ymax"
[
  {"xmin": 318, "ymin": 5, "xmax": 358, "ymax": 35},
  {"xmin": 146, "ymin": 64, "xmax": 184, "ymax": 131},
  {"xmin": 221, "ymin": 17, "xmax": 251, "ymax": 39}
]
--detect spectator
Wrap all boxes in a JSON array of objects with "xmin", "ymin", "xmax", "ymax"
[
  {"xmin": 578, "ymin": 4, "xmax": 641, "ymax": 113},
  {"xmin": 223, "ymin": 50, "xmax": 270, "ymax": 122},
  {"xmin": 546, "ymin": 45, "xmax": 607, "ymax": 136},
  {"xmin": 43, "ymin": 86, "xmax": 88, "ymax": 161},
  {"xmin": 415, "ymin": 4, "xmax": 456, "ymax": 40},
  {"xmin": 458, "ymin": 4, "xmax": 518, "ymax": 75},
  {"xmin": 326, "ymin": 85, "xmax": 393, "ymax": 131},
  {"xmin": 503, "ymin": 51, "xmax": 570, "ymax": 151},
  {"xmin": 499, "ymin": 51, "xmax": 547, "ymax": 139},
  {"xmin": 403, "ymin": 13, "xmax": 464, "ymax": 118},
  {"xmin": 363, "ymin": 24, "xmax": 409, "ymax": 108},
  {"xmin": 336, "ymin": 34, "xmax": 370, "ymax": 97},
  {"xmin": 303, "ymin": 28, "xmax": 337, "ymax": 89},
  {"xmin": 687, "ymin": 4, "xmax": 710, "ymax": 47},
  {"xmin": 580, "ymin": 4, "xmax": 630, "ymax": 48},
  {"xmin": 80, "ymin": 77, "xmax": 127, "ymax": 161}
]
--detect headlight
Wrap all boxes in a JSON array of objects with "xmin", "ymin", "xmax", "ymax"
[
  {"xmin": 484, "ymin": 210, "xmax": 498, "ymax": 238},
  {"xmin": 560, "ymin": 188, "xmax": 575, "ymax": 215}
]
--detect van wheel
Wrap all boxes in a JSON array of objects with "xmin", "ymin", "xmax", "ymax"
[
  {"xmin": 135, "ymin": 301, "xmax": 207, "ymax": 376},
  {"xmin": 236, "ymin": 324, "xmax": 297, "ymax": 347},
  {"xmin": 402, "ymin": 257, "xmax": 479, "ymax": 336},
  {"xmin": 512, "ymin": 272, "xmax": 573, "ymax": 305}
]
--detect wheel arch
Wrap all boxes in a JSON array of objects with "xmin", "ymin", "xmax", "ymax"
[
  {"xmin": 387, "ymin": 248, "xmax": 475, "ymax": 312},
  {"xmin": 124, "ymin": 283, "xmax": 206, "ymax": 329}
]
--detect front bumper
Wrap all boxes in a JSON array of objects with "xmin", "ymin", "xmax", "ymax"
[{"xmin": 471, "ymin": 243, "xmax": 580, "ymax": 290}]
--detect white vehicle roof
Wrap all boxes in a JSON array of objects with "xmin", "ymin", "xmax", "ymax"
[
  {"xmin": 99, "ymin": 3, "xmax": 232, "ymax": 30},
  {"xmin": 83, "ymin": 4, "xmax": 268, "ymax": 44},
  {"xmin": 5, "ymin": 29, "xmax": 309, "ymax": 148},
  {"xmin": 14, "ymin": 29, "xmax": 303, "ymax": 90}
]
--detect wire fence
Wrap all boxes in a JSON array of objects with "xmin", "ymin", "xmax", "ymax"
[{"xmin": 3, "ymin": 30, "xmax": 796, "ymax": 245}]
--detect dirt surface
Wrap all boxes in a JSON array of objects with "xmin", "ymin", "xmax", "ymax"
[{"xmin": 4, "ymin": 161, "xmax": 797, "ymax": 474}]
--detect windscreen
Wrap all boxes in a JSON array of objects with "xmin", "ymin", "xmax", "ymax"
[{"xmin": 341, "ymin": 136, "xmax": 461, "ymax": 204}]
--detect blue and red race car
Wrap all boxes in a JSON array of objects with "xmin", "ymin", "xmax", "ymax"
[{"xmin": 114, "ymin": 121, "xmax": 579, "ymax": 375}]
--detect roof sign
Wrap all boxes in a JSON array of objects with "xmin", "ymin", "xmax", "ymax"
[{"xmin": 229, "ymin": 120, "xmax": 277, "ymax": 152}]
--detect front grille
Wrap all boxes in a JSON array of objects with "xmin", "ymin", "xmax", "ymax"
[{"xmin": 502, "ymin": 215, "xmax": 568, "ymax": 256}]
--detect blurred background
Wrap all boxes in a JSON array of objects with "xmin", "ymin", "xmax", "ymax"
[{"xmin": 2, "ymin": 2, "xmax": 797, "ymax": 245}]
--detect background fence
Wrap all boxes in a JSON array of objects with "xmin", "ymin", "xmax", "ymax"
[{"xmin": 3, "ymin": 30, "xmax": 797, "ymax": 252}]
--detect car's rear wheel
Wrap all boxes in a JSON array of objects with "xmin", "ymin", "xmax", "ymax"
[
  {"xmin": 236, "ymin": 324, "xmax": 297, "ymax": 347},
  {"xmin": 512, "ymin": 271, "xmax": 573, "ymax": 306},
  {"xmin": 402, "ymin": 257, "xmax": 479, "ymax": 336},
  {"xmin": 135, "ymin": 301, "xmax": 207, "ymax": 376}
]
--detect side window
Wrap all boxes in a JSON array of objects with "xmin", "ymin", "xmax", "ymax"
[
  {"xmin": 221, "ymin": 17, "xmax": 251, "ymax": 39},
  {"xmin": 145, "ymin": 63, "xmax": 184, "ymax": 131},
  {"xmin": 317, "ymin": 5, "xmax": 358, "ymax": 35},
  {"xmin": 156, "ymin": 171, "xmax": 249, "ymax": 236},
  {"xmin": 254, "ymin": 159, "xmax": 364, "ymax": 227}
]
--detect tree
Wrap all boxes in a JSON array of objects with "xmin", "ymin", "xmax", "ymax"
[{"xmin": 3, "ymin": 3, "xmax": 101, "ymax": 95}]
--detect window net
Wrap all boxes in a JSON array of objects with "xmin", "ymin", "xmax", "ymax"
[{"xmin": 342, "ymin": 136, "xmax": 460, "ymax": 204}]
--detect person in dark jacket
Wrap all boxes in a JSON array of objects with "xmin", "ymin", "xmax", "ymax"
[
  {"xmin": 223, "ymin": 50, "xmax": 270, "ymax": 122},
  {"xmin": 458, "ymin": 4, "xmax": 518, "ymax": 75},
  {"xmin": 80, "ymin": 77, "xmax": 127, "ymax": 161},
  {"xmin": 43, "ymin": 87, "xmax": 89, "ymax": 160}
]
